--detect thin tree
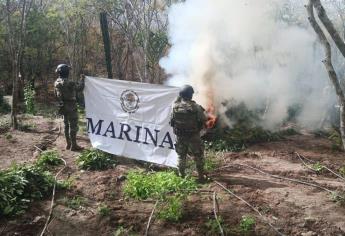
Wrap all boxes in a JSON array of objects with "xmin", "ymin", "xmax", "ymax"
[
  {"xmin": 6, "ymin": 0, "xmax": 32, "ymax": 129},
  {"xmin": 307, "ymin": 0, "xmax": 345, "ymax": 150}
]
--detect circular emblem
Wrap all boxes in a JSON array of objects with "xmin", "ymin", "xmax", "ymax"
[{"xmin": 120, "ymin": 90, "xmax": 140, "ymax": 113}]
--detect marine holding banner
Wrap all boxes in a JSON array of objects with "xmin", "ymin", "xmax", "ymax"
[
  {"xmin": 84, "ymin": 76, "xmax": 179, "ymax": 167},
  {"xmin": 170, "ymin": 85, "xmax": 207, "ymax": 182},
  {"xmin": 54, "ymin": 64, "xmax": 84, "ymax": 151}
]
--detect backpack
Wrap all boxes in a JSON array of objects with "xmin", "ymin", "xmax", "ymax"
[{"xmin": 172, "ymin": 101, "xmax": 200, "ymax": 134}]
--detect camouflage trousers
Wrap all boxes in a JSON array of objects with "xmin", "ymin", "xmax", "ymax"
[
  {"xmin": 62, "ymin": 102, "xmax": 79, "ymax": 147},
  {"xmin": 175, "ymin": 132, "xmax": 204, "ymax": 179}
]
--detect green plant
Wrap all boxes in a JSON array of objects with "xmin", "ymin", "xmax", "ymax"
[
  {"xmin": 113, "ymin": 226, "xmax": 138, "ymax": 236},
  {"xmin": 310, "ymin": 162, "xmax": 324, "ymax": 173},
  {"xmin": 36, "ymin": 150, "xmax": 62, "ymax": 168},
  {"xmin": 240, "ymin": 215, "xmax": 256, "ymax": 233},
  {"xmin": 204, "ymin": 151, "xmax": 221, "ymax": 172},
  {"xmin": 205, "ymin": 217, "xmax": 228, "ymax": 235},
  {"xmin": 328, "ymin": 129, "xmax": 342, "ymax": 151},
  {"xmin": 24, "ymin": 84, "xmax": 36, "ymax": 114},
  {"xmin": 339, "ymin": 166, "xmax": 345, "ymax": 177},
  {"xmin": 124, "ymin": 171, "xmax": 197, "ymax": 200},
  {"xmin": 57, "ymin": 177, "xmax": 75, "ymax": 190},
  {"xmin": 0, "ymin": 164, "xmax": 55, "ymax": 217},
  {"xmin": 4, "ymin": 133, "xmax": 12, "ymax": 140},
  {"xmin": 76, "ymin": 149, "xmax": 116, "ymax": 170},
  {"xmin": 331, "ymin": 192, "xmax": 345, "ymax": 207},
  {"xmin": 64, "ymin": 195, "xmax": 86, "ymax": 210},
  {"xmin": 157, "ymin": 196, "xmax": 183, "ymax": 222},
  {"xmin": 98, "ymin": 203, "xmax": 110, "ymax": 216}
]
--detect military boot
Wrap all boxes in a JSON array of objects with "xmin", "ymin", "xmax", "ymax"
[
  {"xmin": 65, "ymin": 135, "xmax": 71, "ymax": 150},
  {"xmin": 70, "ymin": 133, "xmax": 83, "ymax": 151}
]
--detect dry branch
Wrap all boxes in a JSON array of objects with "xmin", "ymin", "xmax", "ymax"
[
  {"xmin": 145, "ymin": 200, "xmax": 158, "ymax": 236},
  {"xmin": 39, "ymin": 157, "xmax": 67, "ymax": 236},
  {"xmin": 212, "ymin": 192, "xmax": 224, "ymax": 236},
  {"xmin": 214, "ymin": 181, "xmax": 284, "ymax": 236},
  {"xmin": 296, "ymin": 152, "xmax": 345, "ymax": 182}
]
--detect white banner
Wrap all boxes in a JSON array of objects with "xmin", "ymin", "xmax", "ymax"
[{"xmin": 84, "ymin": 76, "xmax": 179, "ymax": 167}]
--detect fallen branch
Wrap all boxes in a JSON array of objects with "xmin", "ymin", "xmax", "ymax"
[
  {"xmin": 213, "ymin": 192, "xmax": 224, "ymax": 236},
  {"xmin": 238, "ymin": 163, "xmax": 335, "ymax": 194},
  {"xmin": 39, "ymin": 156, "xmax": 67, "ymax": 236},
  {"xmin": 296, "ymin": 152, "xmax": 345, "ymax": 182},
  {"xmin": 145, "ymin": 200, "xmax": 159, "ymax": 236},
  {"xmin": 214, "ymin": 181, "xmax": 284, "ymax": 236}
]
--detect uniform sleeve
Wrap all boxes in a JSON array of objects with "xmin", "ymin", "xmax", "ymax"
[
  {"xmin": 197, "ymin": 104, "xmax": 207, "ymax": 128},
  {"xmin": 76, "ymin": 75, "xmax": 85, "ymax": 92}
]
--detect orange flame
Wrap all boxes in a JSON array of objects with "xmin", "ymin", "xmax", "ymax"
[{"xmin": 205, "ymin": 90, "xmax": 217, "ymax": 129}]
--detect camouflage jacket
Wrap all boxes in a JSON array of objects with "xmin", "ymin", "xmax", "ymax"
[
  {"xmin": 54, "ymin": 77, "xmax": 84, "ymax": 106},
  {"xmin": 170, "ymin": 98, "xmax": 206, "ymax": 135}
]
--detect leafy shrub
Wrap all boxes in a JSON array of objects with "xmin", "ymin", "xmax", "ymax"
[
  {"xmin": 24, "ymin": 84, "xmax": 36, "ymax": 114},
  {"xmin": 0, "ymin": 90, "xmax": 10, "ymax": 114},
  {"xmin": 76, "ymin": 149, "xmax": 116, "ymax": 170},
  {"xmin": 157, "ymin": 196, "xmax": 183, "ymax": 222},
  {"xmin": 0, "ymin": 164, "xmax": 54, "ymax": 217},
  {"xmin": 124, "ymin": 171, "xmax": 197, "ymax": 200},
  {"xmin": 36, "ymin": 150, "xmax": 63, "ymax": 168},
  {"xmin": 240, "ymin": 215, "xmax": 256, "ymax": 233}
]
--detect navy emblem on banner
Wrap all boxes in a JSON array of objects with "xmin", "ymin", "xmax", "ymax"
[{"xmin": 120, "ymin": 90, "xmax": 140, "ymax": 113}]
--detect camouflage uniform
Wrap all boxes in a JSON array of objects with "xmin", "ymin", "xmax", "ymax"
[
  {"xmin": 171, "ymin": 98, "xmax": 207, "ymax": 180},
  {"xmin": 54, "ymin": 76, "xmax": 84, "ymax": 150}
]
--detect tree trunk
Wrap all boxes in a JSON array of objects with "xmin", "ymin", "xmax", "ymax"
[
  {"xmin": 313, "ymin": 0, "xmax": 345, "ymax": 58},
  {"xmin": 307, "ymin": 0, "xmax": 345, "ymax": 150},
  {"xmin": 100, "ymin": 12, "xmax": 113, "ymax": 79}
]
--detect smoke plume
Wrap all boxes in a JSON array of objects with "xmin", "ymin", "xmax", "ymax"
[{"xmin": 160, "ymin": 0, "xmax": 335, "ymax": 130}]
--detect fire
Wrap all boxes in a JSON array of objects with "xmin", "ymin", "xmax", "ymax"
[
  {"xmin": 205, "ymin": 90, "xmax": 217, "ymax": 129},
  {"xmin": 206, "ymin": 105, "xmax": 217, "ymax": 129}
]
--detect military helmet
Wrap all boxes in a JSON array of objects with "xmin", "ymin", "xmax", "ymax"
[
  {"xmin": 179, "ymin": 85, "xmax": 194, "ymax": 100},
  {"xmin": 55, "ymin": 64, "xmax": 70, "ymax": 78}
]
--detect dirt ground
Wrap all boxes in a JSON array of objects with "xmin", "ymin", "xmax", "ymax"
[{"xmin": 0, "ymin": 116, "xmax": 344, "ymax": 236}]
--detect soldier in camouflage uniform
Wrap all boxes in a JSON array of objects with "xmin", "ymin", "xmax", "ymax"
[
  {"xmin": 170, "ymin": 85, "xmax": 207, "ymax": 182},
  {"xmin": 54, "ymin": 64, "xmax": 84, "ymax": 151}
]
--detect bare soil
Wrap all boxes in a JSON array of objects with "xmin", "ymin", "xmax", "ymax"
[{"xmin": 0, "ymin": 116, "xmax": 344, "ymax": 236}]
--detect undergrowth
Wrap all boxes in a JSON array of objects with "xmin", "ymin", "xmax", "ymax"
[
  {"xmin": 36, "ymin": 150, "xmax": 63, "ymax": 168},
  {"xmin": 205, "ymin": 216, "xmax": 229, "ymax": 235},
  {"xmin": 24, "ymin": 84, "xmax": 36, "ymax": 115},
  {"xmin": 124, "ymin": 171, "xmax": 197, "ymax": 221},
  {"xmin": 0, "ymin": 148, "xmax": 66, "ymax": 217},
  {"xmin": 0, "ymin": 164, "xmax": 55, "ymax": 217},
  {"xmin": 0, "ymin": 90, "xmax": 10, "ymax": 114},
  {"xmin": 240, "ymin": 215, "xmax": 256, "ymax": 233},
  {"xmin": 76, "ymin": 148, "xmax": 116, "ymax": 170}
]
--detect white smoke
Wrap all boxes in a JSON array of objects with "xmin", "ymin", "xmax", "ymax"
[{"xmin": 160, "ymin": 0, "xmax": 336, "ymax": 130}]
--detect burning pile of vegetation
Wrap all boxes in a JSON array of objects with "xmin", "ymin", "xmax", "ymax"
[{"xmin": 204, "ymin": 102, "xmax": 297, "ymax": 152}]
